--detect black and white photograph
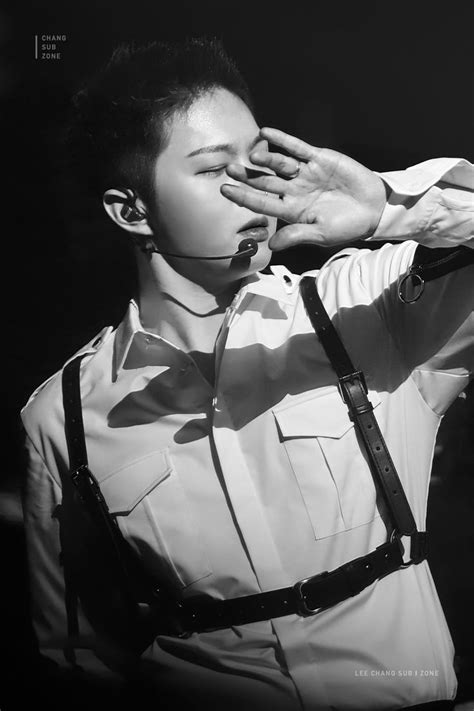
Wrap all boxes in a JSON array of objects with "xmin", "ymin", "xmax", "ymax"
[{"xmin": 1, "ymin": 2, "xmax": 473, "ymax": 710}]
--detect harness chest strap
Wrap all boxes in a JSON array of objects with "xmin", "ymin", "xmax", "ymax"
[{"xmin": 60, "ymin": 278, "xmax": 427, "ymax": 636}]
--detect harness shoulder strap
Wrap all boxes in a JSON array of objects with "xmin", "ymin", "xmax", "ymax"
[
  {"xmin": 300, "ymin": 275, "xmax": 421, "ymax": 544},
  {"xmin": 61, "ymin": 354, "xmax": 189, "ymax": 643},
  {"xmin": 399, "ymin": 244, "xmax": 474, "ymax": 303},
  {"xmin": 62, "ymin": 355, "xmax": 139, "ymax": 606}
]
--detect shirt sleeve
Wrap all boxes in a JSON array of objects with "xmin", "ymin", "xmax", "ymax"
[
  {"xmin": 345, "ymin": 159, "xmax": 474, "ymax": 415},
  {"xmin": 21, "ymin": 430, "xmax": 130, "ymax": 686},
  {"xmin": 368, "ymin": 158, "xmax": 474, "ymax": 248}
]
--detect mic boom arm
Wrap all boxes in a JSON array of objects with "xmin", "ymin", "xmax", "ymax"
[{"xmin": 149, "ymin": 238, "xmax": 258, "ymax": 260}]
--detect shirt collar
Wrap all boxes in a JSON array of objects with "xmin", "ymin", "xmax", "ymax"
[
  {"xmin": 113, "ymin": 265, "xmax": 300, "ymax": 375},
  {"xmin": 113, "ymin": 299, "xmax": 145, "ymax": 375},
  {"xmin": 242, "ymin": 264, "xmax": 299, "ymax": 302}
]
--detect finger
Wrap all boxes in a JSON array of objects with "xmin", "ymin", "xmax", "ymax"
[
  {"xmin": 260, "ymin": 127, "xmax": 315, "ymax": 162},
  {"xmin": 269, "ymin": 223, "xmax": 325, "ymax": 251},
  {"xmin": 248, "ymin": 150, "xmax": 302, "ymax": 179},
  {"xmin": 221, "ymin": 184, "xmax": 288, "ymax": 219},
  {"xmin": 226, "ymin": 164, "xmax": 289, "ymax": 195}
]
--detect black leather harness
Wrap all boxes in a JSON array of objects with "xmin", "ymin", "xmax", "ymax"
[{"xmin": 61, "ymin": 275, "xmax": 428, "ymax": 640}]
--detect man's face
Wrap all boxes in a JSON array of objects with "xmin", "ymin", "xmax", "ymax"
[{"xmin": 148, "ymin": 88, "xmax": 277, "ymax": 287}]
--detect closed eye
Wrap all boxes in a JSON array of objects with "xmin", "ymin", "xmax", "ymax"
[{"xmin": 197, "ymin": 166, "xmax": 226, "ymax": 176}]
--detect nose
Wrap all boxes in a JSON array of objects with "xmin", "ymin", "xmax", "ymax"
[
  {"xmin": 222, "ymin": 169, "xmax": 242, "ymax": 189},
  {"xmin": 224, "ymin": 163, "xmax": 271, "ymax": 184}
]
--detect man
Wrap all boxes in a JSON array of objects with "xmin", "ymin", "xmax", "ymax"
[{"xmin": 21, "ymin": 38, "xmax": 473, "ymax": 710}]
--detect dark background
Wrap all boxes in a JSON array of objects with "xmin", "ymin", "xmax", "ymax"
[{"xmin": 1, "ymin": 1, "xmax": 473, "ymax": 708}]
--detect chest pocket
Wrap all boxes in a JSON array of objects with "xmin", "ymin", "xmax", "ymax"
[
  {"xmin": 273, "ymin": 388, "xmax": 382, "ymax": 540},
  {"xmin": 99, "ymin": 449, "xmax": 212, "ymax": 590}
]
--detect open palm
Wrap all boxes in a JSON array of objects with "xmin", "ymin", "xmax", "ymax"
[{"xmin": 222, "ymin": 127, "xmax": 387, "ymax": 251}]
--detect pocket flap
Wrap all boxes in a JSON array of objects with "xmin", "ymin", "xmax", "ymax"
[
  {"xmin": 273, "ymin": 388, "xmax": 381, "ymax": 439},
  {"xmin": 99, "ymin": 449, "xmax": 172, "ymax": 515}
]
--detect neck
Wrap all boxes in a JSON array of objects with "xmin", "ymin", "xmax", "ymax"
[{"xmin": 135, "ymin": 250, "xmax": 241, "ymax": 354}]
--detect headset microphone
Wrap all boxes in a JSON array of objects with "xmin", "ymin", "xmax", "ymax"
[{"xmin": 114, "ymin": 189, "xmax": 259, "ymax": 260}]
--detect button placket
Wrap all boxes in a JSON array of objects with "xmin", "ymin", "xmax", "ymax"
[{"xmin": 211, "ymin": 292, "xmax": 250, "ymax": 419}]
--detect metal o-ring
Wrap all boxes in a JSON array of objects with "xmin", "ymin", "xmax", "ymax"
[{"xmin": 398, "ymin": 272, "xmax": 425, "ymax": 304}]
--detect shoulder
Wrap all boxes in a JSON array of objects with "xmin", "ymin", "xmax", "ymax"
[
  {"xmin": 312, "ymin": 241, "xmax": 417, "ymax": 301},
  {"xmin": 21, "ymin": 325, "xmax": 114, "ymax": 442},
  {"xmin": 251, "ymin": 244, "xmax": 415, "ymax": 312},
  {"xmin": 252, "ymin": 251, "xmax": 365, "ymax": 297},
  {"xmin": 316, "ymin": 241, "xmax": 416, "ymax": 274}
]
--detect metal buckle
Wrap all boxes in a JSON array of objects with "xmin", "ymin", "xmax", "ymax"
[
  {"xmin": 293, "ymin": 571, "xmax": 329, "ymax": 616},
  {"xmin": 151, "ymin": 590, "xmax": 192, "ymax": 638},
  {"xmin": 337, "ymin": 370, "xmax": 368, "ymax": 406},
  {"xmin": 389, "ymin": 530, "xmax": 412, "ymax": 569}
]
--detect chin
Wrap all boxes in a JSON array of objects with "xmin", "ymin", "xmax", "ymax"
[
  {"xmin": 228, "ymin": 246, "xmax": 271, "ymax": 276},
  {"xmin": 253, "ymin": 248, "xmax": 273, "ymax": 272}
]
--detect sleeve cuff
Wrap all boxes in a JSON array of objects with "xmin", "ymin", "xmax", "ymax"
[{"xmin": 367, "ymin": 158, "xmax": 474, "ymax": 247}]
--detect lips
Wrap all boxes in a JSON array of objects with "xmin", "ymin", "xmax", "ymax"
[
  {"xmin": 237, "ymin": 216, "xmax": 269, "ymax": 242},
  {"xmin": 238, "ymin": 216, "xmax": 269, "ymax": 232}
]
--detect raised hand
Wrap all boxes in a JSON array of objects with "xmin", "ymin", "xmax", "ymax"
[{"xmin": 221, "ymin": 127, "xmax": 388, "ymax": 251}]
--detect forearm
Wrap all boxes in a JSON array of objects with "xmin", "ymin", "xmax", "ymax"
[{"xmin": 367, "ymin": 158, "xmax": 474, "ymax": 248}]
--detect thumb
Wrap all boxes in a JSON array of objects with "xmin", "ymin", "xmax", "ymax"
[{"xmin": 268, "ymin": 223, "xmax": 325, "ymax": 251}]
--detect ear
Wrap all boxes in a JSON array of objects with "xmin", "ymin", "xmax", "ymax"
[{"xmin": 102, "ymin": 188, "xmax": 153, "ymax": 236}]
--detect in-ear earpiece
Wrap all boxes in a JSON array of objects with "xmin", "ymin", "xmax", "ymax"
[
  {"xmin": 122, "ymin": 187, "xmax": 147, "ymax": 221},
  {"xmin": 121, "ymin": 204, "xmax": 147, "ymax": 222},
  {"xmin": 103, "ymin": 186, "xmax": 146, "ymax": 222}
]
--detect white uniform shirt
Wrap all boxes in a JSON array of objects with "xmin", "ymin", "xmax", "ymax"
[{"xmin": 21, "ymin": 159, "xmax": 474, "ymax": 710}]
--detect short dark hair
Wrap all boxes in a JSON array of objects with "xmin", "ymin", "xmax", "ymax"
[{"xmin": 65, "ymin": 37, "xmax": 254, "ymax": 207}]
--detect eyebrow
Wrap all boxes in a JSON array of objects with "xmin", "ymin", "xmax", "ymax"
[{"xmin": 186, "ymin": 134, "xmax": 262, "ymax": 158}]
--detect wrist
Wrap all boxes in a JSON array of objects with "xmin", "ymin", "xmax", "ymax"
[{"xmin": 366, "ymin": 176, "xmax": 390, "ymax": 238}]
